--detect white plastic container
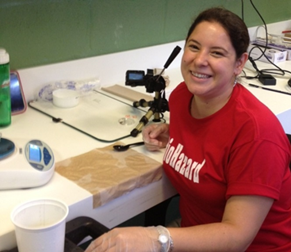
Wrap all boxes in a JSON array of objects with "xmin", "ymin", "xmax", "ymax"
[
  {"xmin": 53, "ymin": 89, "xmax": 80, "ymax": 108},
  {"xmin": 11, "ymin": 198, "xmax": 69, "ymax": 252}
]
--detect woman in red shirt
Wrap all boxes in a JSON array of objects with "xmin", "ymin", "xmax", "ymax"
[{"xmin": 86, "ymin": 7, "xmax": 291, "ymax": 252}]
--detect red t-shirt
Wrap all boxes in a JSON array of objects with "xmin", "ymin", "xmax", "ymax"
[{"xmin": 163, "ymin": 82, "xmax": 291, "ymax": 251}]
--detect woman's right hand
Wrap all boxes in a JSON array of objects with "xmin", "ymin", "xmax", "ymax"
[{"xmin": 142, "ymin": 123, "xmax": 169, "ymax": 151}]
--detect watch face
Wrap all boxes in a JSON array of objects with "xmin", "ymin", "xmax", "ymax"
[{"xmin": 159, "ymin": 234, "xmax": 168, "ymax": 244}]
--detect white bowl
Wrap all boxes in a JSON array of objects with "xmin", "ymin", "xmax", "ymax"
[{"xmin": 52, "ymin": 89, "xmax": 79, "ymax": 108}]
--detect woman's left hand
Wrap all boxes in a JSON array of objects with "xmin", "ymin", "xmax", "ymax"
[{"xmin": 85, "ymin": 226, "xmax": 160, "ymax": 252}]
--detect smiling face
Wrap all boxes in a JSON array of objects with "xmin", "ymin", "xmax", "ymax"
[{"xmin": 181, "ymin": 21, "xmax": 246, "ymax": 101}]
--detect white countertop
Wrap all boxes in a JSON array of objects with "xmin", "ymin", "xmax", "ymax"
[{"xmin": 0, "ymin": 106, "xmax": 177, "ymax": 250}]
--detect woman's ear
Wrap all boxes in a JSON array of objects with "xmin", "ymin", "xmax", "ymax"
[{"xmin": 234, "ymin": 52, "xmax": 248, "ymax": 75}]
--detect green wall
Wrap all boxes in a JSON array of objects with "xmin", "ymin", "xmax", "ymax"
[{"xmin": 0, "ymin": 0, "xmax": 290, "ymax": 70}]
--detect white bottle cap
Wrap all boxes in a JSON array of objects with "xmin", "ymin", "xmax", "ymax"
[{"xmin": 0, "ymin": 48, "xmax": 9, "ymax": 64}]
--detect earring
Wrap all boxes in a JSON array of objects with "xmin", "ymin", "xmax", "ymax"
[{"xmin": 233, "ymin": 76, "xmax": 238, "ymax": 86}]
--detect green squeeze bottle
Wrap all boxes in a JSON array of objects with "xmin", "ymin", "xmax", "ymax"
[{"xmin": 0, "ymin": 48, "xmax": 11, "ymax": 127}]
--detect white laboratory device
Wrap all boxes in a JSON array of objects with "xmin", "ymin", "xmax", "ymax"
[{"xmin": 0, "ymin": 138, "xmax": 55, "ymax": 190}]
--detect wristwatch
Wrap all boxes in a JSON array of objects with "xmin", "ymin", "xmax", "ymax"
[
  {"xmin": 158, "ymin": 233, "xmax": 169, "ymax": 252},
  {"xmin": 157, "ymin": 226, "xmax": 174, "ymax": 252}
]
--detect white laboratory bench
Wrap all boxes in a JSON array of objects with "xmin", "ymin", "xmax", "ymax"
[
  {"xmin": 0, "ymin": 106, "xmax": 178, "ymax": 250},
  {"xmin": 1, "ymin": 19, "xmax": 291, "ymax": 250}
]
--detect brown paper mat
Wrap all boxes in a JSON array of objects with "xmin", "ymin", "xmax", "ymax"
[
  {"xmin": 55, "ymin": 143, "xmax": 162, "ymax": 208},
  {"xmin": 101, "ymin": 84, "xmax": 153, "ymax": 102}
]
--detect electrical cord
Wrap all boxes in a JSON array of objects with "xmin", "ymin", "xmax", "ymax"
[
  {"xmin": 241, "ymin": 0, "xmax": 244, "ymax": 21},
  {"xmin": 241, "ymin": 0, "xmax": 291, "ymax": 80},
  {"xmin": 247, "ymin": 0, "xmax": 268, "ymax": 61}
]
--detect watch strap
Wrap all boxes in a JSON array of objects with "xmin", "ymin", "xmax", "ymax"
[{"xmin": 156, "ymin": 226, "xmax": 174, "ymax": 252}]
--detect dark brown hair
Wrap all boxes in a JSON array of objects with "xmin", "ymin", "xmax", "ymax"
[{"xmin": 186, "ymin": 7, "xmax": 250, "ymax": 59}]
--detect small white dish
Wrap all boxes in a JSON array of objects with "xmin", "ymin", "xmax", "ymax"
[{"xmin": 52, "ymin": 89, "xmax": 79, "ymax": 108}]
